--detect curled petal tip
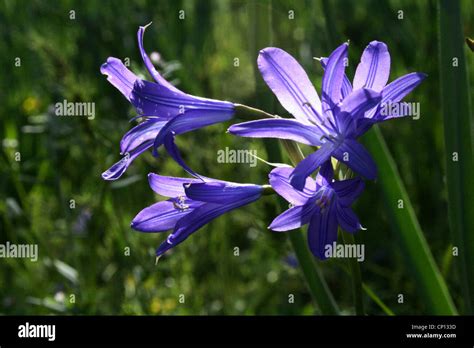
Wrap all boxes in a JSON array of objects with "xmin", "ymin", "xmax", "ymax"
[
  {"xmin": 99, "ymin": 62, "xmax": 108, "ymax": 75},
  {"xmin": 142, "ymin": 22, "xmax": 153, "ymax": 30}
]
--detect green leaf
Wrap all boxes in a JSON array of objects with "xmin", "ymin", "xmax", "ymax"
[
  {"xmin": 438, "ymin": 0, "xmax": 474, "ymax": 314},
  {"xmin": 364, "ymin": 127, "xmax": 457, "ymax": 315}
]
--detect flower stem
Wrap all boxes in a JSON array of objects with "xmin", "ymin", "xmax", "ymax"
[
  {"xmin": 262, "ymin": 184, "xmax": 275, "ymax": 195},
  {"xmin": 341, "ymin": 231, "xmax": 365, "ymax": 315},
  {"xmin": 234, "ymin": 104, "xmax": 277, "ymax": 120},
  {"xmin": 339, "ymin": 166, "xmax": 365, "ymax": 315},
  {"xmin": 280, "ymin": 139, "xmax": 339, "ymax": 315}
]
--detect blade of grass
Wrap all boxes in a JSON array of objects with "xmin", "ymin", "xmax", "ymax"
[
  {"xmin": 321, "ymin": 0, "xmax": 457, "ymax": 316},
  {"xmin": 363, "ymin": 127, "xmax": 457, "ymax": 315},
  {"xmin": 438, "ymin": 0, "xmax": 474, "ymax": 314}
]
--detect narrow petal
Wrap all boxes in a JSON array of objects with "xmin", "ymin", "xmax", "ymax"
[
  {"xmin": 130, "ymin": 79, "xmax": 234, "ymax": 117},
  {"xmin": 156, "ymin": 194, "xmax": 260, "ymax": 256},
  {"xmin": 137, "ymin": 25, "xmax": 183, "ymax": 94},
  {"xmin": 163, "ymin": 132, "xmax": 201, "ymax": 179},
  {"xmin": 153, "ymin": 109, "xmax": 234, "ymax": 154},
  {"xmin": 307, "ymin": 203, "xmax": 338, "ymax": 260},
  {"xmin": 269, "ymin": 166, "xmax": 316, "ymax": 205},
  {"xmin": 336, "ymin": 202, "xmax": 362, "ymax": 233},
  {"xmin": 315, "ymin": 160, "xmax": 334, "ymax": 188},
  {"xmin": 332, "ymin": 139, "xmax": 377, "ymax": 180},
  {"xmin": 258, "ymin": 47, "xmax": 323, "ymax": 124},
  {"xmin": 339, "ymin": 88, "xmax": 381, "ymax": 119},
  {"xmin": 290, "ymin": 142, "xmax": 335, "ymax": 191},
  {"xmin": 148, "ymin": 173, "xmax": 202, "ymax": 197},
  {"xmin": 185, "ymin": 182, "xmax": 262, "ymax": 204},
  {"xmin": 101, "ymin": 140, "xmax": 152, "ymax": 181},
  {"xmin": 353, "ymin": 41, "xmax": 391, "ymax": 92},
  {"xmin": 100, "ymin": 57, "xmax": 138, "ymax": 101},
  {"xmin": 332, "ymin": 177, "xmax": 365, "ymax": 206},
  {"xmin": 120, "ymin": 119, "xmax": 168, "ymax": 153},
  {"xmin": 375, "ymin": 72, "xmax": 427, "ymax": 120},
  {"xmin": 228, "ymin": 118, "xmax": 323, "ymax": 146},
  {"xmin": 336, "ymin": 88, "xmax": 381, "ymax": 135},
  {"xmin": 320, "ymin": 57, "xmax": 353, "ymax": 99},
  {"xmin": 354, "ymin": 72, "xmax": 426, "ymax": 136},
  {"xmin": 322, "ymin": 43, "xmax": 348, "ymax": 114},
  {"xmin": 268, "ymin": 201, "xmax": 317, "ymax": 231},
  {"xmin": 131, "ymin": 200, "xmax": 200, "ymax": 232}
]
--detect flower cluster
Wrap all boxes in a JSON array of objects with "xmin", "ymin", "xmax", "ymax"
[{"xmin": 102, "ymin": 26, "xmax": 425, "ymax": 260}]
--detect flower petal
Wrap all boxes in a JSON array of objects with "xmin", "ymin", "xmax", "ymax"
[
  {"xmin": 137, "ymin": 25, "xmax": 183, "ymax": 94},
  {"xmin": 130, "ymin": 79, "xmax": 234, "ymax": 117},
  {"xmin": 228, "ymin": 118, "xmax": 323, "ymax": 146},
  {"xmin": 339, "ymin": 88, "xmax": 382, "ymax": 118},
  {"xmin": 320, "ymin": 57, "xmax": 353, "ymax": 99},
  {"xmin": 307, "ymin": 202, "xmax": 338, "ymax": 260},
  {"xmin": 163, "ymin": 132, "xmax": 202, "ymax": 179},
  {"xmin": 100, "ymin": 57, "xmax": 138, "ymax": 101},
  {"xmin": 336, "ymin": 202, "xmax": 362, "ymax": 233},
  {"xmin": 120, "ymin": 119, "xmax": 168, "ymax": 153},
  {"xmin": 269, "ymin": 166, "xmax": 316, "ymax": 205},
  {"xmin": 336, "ymin": 88, "xmax": 381, "ymax": 135},
  {"xmin": 290, "ymin": 141, "xmax": 335, "ymax": 191},
  {"xmin": 153, "ymin": 109, "xmax": 234, "ymax": 155},
  {"xmin": 268, "ymin": 201, "xmax": 317, "ymax": 231},
  {"xmin": 156, "ymin": 194, "xmax": 260, "ymax": 256},
  {"xmin": 258, "ymin": 47, "xmax": 323, "ymax": 125},
  {"xmin": 332, "ymin": 177, "xmax": 365, "ymax": 206},
  {"xmin": 101, "ymin": 140, "xmax": 153, "ymax": 181},
  {"xmin": 185, "ymin": 182, "xmax": 262, "ymax": 204},
  {"xmin": 353, "ymin": 41, "xmax": 391, "ymax": 92},
  {"xmin": 315, "ymin": 160, "xmax": 334, "ymax": 188},
  {"xmin": 375, "ymin": 72, "xmax": 427, "ymax": 120},
  {"xmin": 148, "ymin": 173, "xmax": 202, "ymax": 197},
  {"xmin": 131, "ymin": 200, "xmax": 200, "ymax": 232},
  {"xmin": 332, "ymin": 138, "xmax": 377, "ymax": 180},
  {"xmin": 322, "ymin": 43, "xmax": 348, "ymax": 114}
]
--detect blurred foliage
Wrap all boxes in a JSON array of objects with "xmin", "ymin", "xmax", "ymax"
[{"xmin": 0, "ymin": 0, "xmax": 472, "ymax": 315}]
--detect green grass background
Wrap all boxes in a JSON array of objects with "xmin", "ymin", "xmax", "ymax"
[{"xmin": 0, "ymin": 0, "xmax": 472, "ymax": 315}]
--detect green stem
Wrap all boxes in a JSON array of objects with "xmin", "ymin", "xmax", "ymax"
[
  {"xmin": 280, "ymin": 139, "xmax": 339, "ymax": 315},
  {"xmin": 339, "ymin": 167, "xmax": 364, "ymax": 315},
  {"xmin": 262, "ymin": 184, "xmax": 275, "ymax": 195},
  {"xmin": 248, "ymin": 0, "xmax": 338, "ymax": 315},
  {"xmin": 341, "ymin": 231, "xmax": 364, "ymax": 315},
  {"xmin": 438, "ymin": 0, "xmax": 474, "ymax": 314},
  {"xmin": 234, "ymin": 103, "xmax": 277, "ymax": 120},
  {"xmin": 286, "ymin": 228, "xmax": 339, "ymax": 314},
  {"xmin": 364, "ymin": 127, "xmax": 458, "ymax": 314}
]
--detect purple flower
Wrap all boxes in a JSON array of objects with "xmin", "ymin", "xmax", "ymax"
[
  {"xmin": 131, "ymin": 173, "xmax": 263, "ymax": 257},
  {"xmin": 229, "ymin": 42, "xmax": 426, "ymax": 190},
  {"xmin": 318, "ymin": 41, "xmax": 427, "ymax": 136},
  {"xmin": 268, "ymin": 162, "xmax": 365, "ymax": 260},
  {"xmin": 101, "ymin": 24, "xmax": 234, "ymax": 181}
]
